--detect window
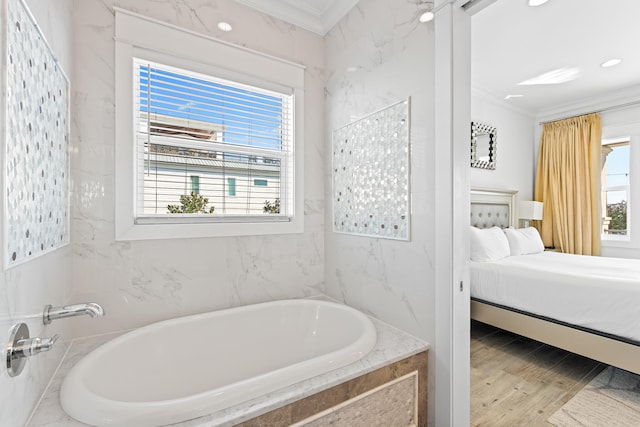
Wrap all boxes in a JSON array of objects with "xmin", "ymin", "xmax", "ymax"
[
  {"xmin": 137, "ymin": 59, "xmax": 290, "ymax": 216},
  {"xmin": 190, "ymin": 176, "xmax": 200, "ymax": 194},
  {"xmin": 115, "ymin": 9, "xmax": 304, "ymax": 239},
  {"xmin": 227, "ymin": 178, "xmax": 236, "ymax": 196},
  {"xmin": 601, "ymin": 140, "xmax": 630, "ymax": 239}
]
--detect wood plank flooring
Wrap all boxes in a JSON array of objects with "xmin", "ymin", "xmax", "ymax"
[{"xmin": 471, "ymin": 320, "xmax": 606, "ymax": 427}]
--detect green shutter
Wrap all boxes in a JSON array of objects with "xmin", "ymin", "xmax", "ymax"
[
  {"xmin": 228, "ymin": 177, "xmax": 236, "ymax": 196},
  {"xmin": 190, "ymin": 176, "xmax": 200, "ymax": 194}
]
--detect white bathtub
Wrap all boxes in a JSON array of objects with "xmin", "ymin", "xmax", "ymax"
[{"xmin": 59, "ymin": 299, "xmax": 377, "ymax": 427}]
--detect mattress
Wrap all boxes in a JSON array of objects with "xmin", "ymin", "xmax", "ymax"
[{"xmin": 470, "ymin": 251, "xmax": 640, "ymax": 343}]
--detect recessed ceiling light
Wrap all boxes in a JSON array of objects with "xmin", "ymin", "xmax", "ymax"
[
  {"xmin": 419, "ymin": 11, "xmax": 434, "ymax": 23},
  {"xmin": 528, "ymin": 0, "xmax": 549, "ymax": 6},
  {"xmin": 601, "ymin": 58, "xmax": 622, "ymax": 68},
  {"xmin": 217, "ymin": 22, "xmax": 232, "ymax": 32},
  {"xmin": 505, "ymin": 94, "xmax": 524, "ymax": 100},
  {"xmin": 518, "ymin": 67, "xmax": 581, "ymax": 85},
  {"xmin": 346, "ymin": 66, "xmax": 358, "ymax": 72}
]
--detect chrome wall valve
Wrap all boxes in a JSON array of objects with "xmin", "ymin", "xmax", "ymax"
[{"xmin": 6, "ymin": 323, "xmax": 59, "ymax": 377}]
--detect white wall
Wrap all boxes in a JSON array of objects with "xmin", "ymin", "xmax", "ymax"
[
  {"xmin": 470, "ymin": 90, "xmax": 536, "ymax": 200},
  {"xmin": 323, "ymin": 0, "xmax": 436, "ymax": 421},
  {"xmin": 70, "ymin": 0, "xmax": 326, "ymax": 337},
  {"xmin": 0, "ymin": 2, "xmax": 73, "ymax": 426}
]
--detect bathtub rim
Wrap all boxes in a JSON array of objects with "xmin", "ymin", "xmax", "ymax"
[{"xmin": 58, "ymin": 298, "xmax": 378, "ymax": 426}]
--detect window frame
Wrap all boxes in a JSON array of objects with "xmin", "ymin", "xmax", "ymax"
[
  {"xmin": 600, "ymin": 135, "xmax": 640, "ymax": 250},
  {"xmin": 601, "ymin": 139, "xmax": 630, "ymax": 241},
  {"xmin": 114, "ymin": 8, "xmax": 304, "ymax": 240}
]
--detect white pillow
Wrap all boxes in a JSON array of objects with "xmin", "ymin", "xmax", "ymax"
[
  {"xmin": 503, "ymin": 227, "xmax": 545, "ymax": 256},
  {"xmin": 469, "ymin": 226, "xmax": 511, "ymax": 262}
]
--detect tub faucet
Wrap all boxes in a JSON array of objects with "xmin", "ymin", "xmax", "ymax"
[{"xmin": 43, "ymin": 303, "xmax": 105, "ymax": 325}]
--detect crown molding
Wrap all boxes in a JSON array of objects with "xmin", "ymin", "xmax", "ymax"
[{"xmin": 535, "ymin": 86, "xmax": 640, "ymax": 124}]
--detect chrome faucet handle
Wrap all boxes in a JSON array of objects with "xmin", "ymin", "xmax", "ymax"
[
  {"xmin": 35, "ymin": 334, "xmax": 59, "ymax": 353},
  {"xmin": 6, "ymin": 323, "xmax": 60, "ymax": 377},
  {"xmin": 15, "ymin": 333, "xmax": 59, "ymax": 357}
]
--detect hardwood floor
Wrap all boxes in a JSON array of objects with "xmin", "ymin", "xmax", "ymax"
[{"xmin": 471, "ymin": 320, "xmax": 606, "ymax": 427}]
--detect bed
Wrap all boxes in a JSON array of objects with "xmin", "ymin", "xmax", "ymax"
[{"xmin": 470, "ymin": 188, "xmax": 640, "ymax": 375}]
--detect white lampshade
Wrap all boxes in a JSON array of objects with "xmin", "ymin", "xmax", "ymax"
[{"xmin": 519, "ymin": 201, "xmax": 543, "ymax": 220}]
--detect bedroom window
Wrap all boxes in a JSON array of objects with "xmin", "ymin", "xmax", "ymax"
[
  {"xmin": 601, "ymin": 140, "xmax": 630, "ymax": 239},
  {"xmin": 114, "ymin": 8, "xmax": 304, "ymax": 240}
]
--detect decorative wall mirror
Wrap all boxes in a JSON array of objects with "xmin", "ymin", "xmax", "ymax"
[{"xmin": 470, "ymin": 121, "xmax": 497, "ymax": 170}]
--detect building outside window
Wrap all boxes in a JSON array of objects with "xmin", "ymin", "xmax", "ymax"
[{"xmin": 601, "ymin": 140, "xmax": 630, "ymax": 239}]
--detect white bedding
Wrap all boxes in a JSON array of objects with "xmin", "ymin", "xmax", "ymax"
[{"xmin": 470, "ymin": 252, "xmax": 640, "ymax": 343}]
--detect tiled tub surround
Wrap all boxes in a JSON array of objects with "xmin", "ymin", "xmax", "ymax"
[
  {"xmin": 237, "ymin": 352, "xmax": 427, "ymax": 427},
  {"xmin": 28, "ymin": 308, "xmax": 428, "ymax": 427}
]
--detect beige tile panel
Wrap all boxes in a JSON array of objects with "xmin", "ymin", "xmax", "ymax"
[
  {"xmin": 237, "ymin": 351, "xmax": 428, "ymax": 427},
  {"xmin": 293, "ymin": 372, "xmax": 418, "ymax": 427}
]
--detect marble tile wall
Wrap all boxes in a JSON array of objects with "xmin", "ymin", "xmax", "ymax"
[
  {"xmin": 323, "ymin": 0, "xmax": 437, "ymax": 421},
  {"xmin": 70, "ymin": 0, "xmax": 326, "ymax": 337},
  {"xmin": 0, "ymin": 2, "xmax": 74, "ymax": 426},
  {"xmin": 325, "ymin": 0, "xmax": 436, "ymax": 357}
]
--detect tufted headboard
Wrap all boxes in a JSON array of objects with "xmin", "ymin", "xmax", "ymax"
[{"xmin": 470, "ymin": 188, "xmax": 518, "ymax": 229}]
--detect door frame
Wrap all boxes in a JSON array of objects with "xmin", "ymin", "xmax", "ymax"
[{"xmin": 433, "ymin": 1, "xmax": 497, "ymax": 425}]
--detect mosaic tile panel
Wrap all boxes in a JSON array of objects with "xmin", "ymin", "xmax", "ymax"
[
  {"xmin": 5, "ymin": 0, "xmax": 69, "ymax": 266},
  {"xmin": 332, "ymin": 99, "xmax": 410, "ymax": 240}
]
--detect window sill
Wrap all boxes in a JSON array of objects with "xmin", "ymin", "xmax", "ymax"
[
  {"xmin": 115, "ymin": 217, "xmax": 303, "ymax": 241},
  {"xmin": 601, "ymin": 237, "xmax": 639, "ymax": 249},
  {"xmin": 135, "ymin": 214, "xmax": 290, "ymax": 225}
]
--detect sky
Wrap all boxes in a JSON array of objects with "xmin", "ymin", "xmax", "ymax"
[
  {"xmin": 139, "ymin": 62, "xmax": 285, "ymax": 151},
  {"xmin": 604, "ymin": 144, "xmax": 629, "ymax": 205}
]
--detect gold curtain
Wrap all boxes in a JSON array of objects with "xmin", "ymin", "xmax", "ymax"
[{"xmin": 534, "ymin": 113, "xmax": 602, "ymax": 255}]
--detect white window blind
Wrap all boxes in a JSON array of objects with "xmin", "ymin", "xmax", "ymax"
[{"xmin": 133, "ymin": 58, "xmax": 294, "ymax": 222}]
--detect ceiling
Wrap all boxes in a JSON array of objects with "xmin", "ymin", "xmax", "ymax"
[
  {"xmin": 232, "ymin": 0, "xmax": 359, "ymax": 35},
  {"xmin": 472, "ymin": 0, "xmax": 640, "ymax": 116},
  {"xmin": 235, "ymin": 0, "xmax": 640, "ymax": 117}
]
